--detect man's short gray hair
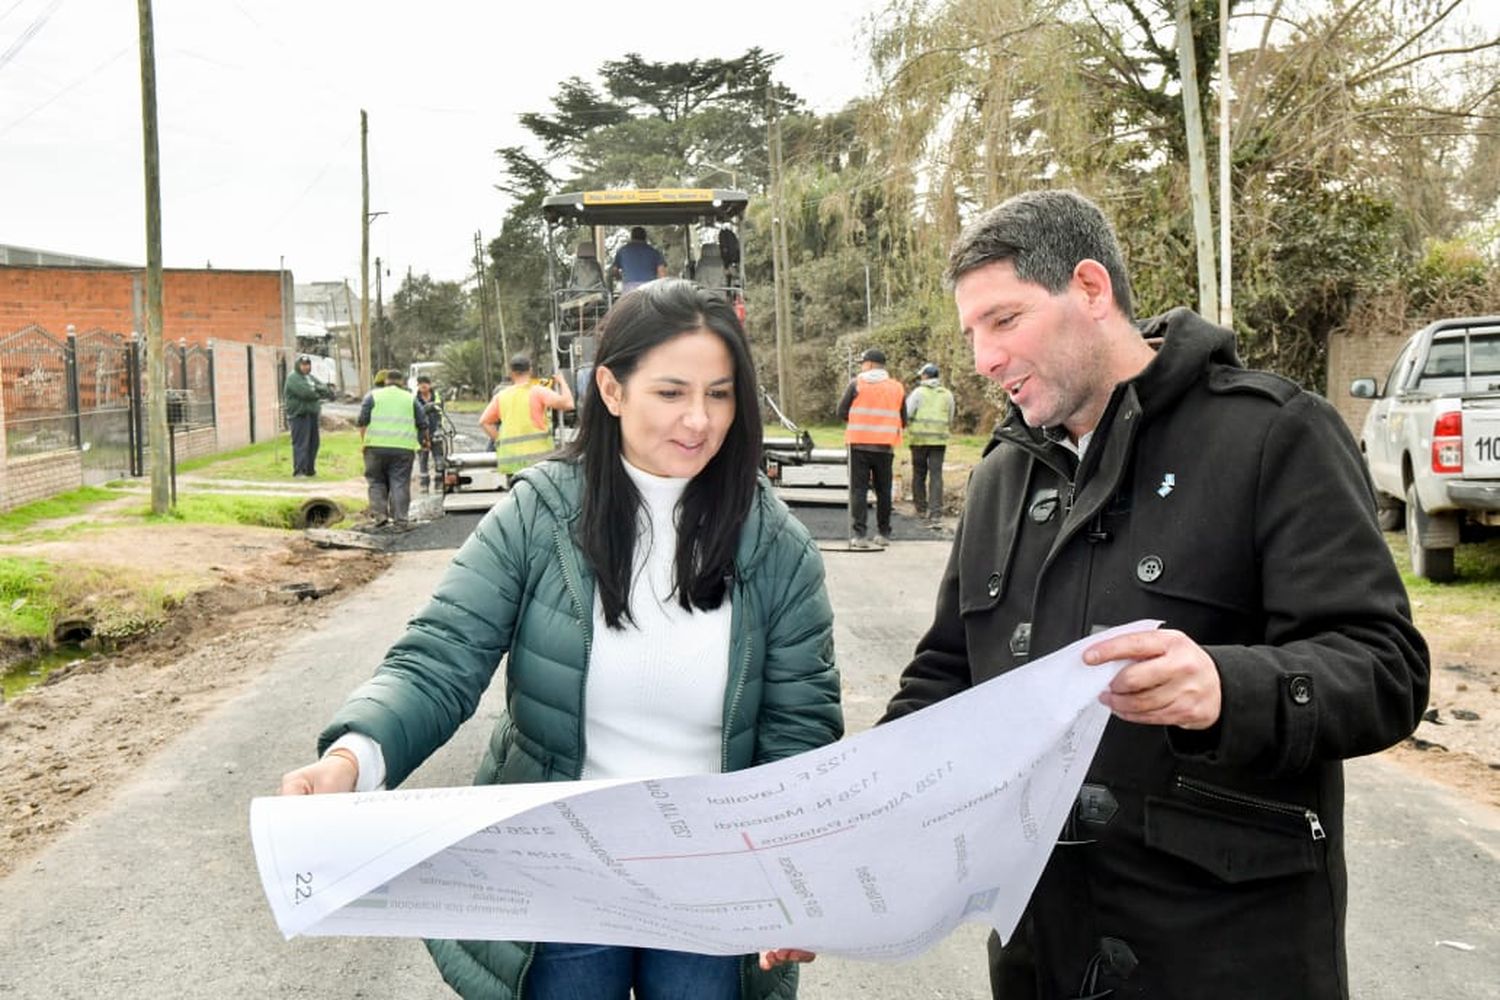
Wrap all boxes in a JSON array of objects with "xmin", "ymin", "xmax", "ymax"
[{"xmin": 944, "ymin": 189, "xmax": 1134, "ymax": 321}]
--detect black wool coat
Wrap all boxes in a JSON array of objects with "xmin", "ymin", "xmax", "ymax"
[{"xmin": 883, "ymin": 309, "xmax": 1429, "ymax": 999}]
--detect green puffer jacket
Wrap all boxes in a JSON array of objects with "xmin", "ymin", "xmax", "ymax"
[{"xmin": 319, "ymin": 459, "xmax": 843, "ymax": 1000}]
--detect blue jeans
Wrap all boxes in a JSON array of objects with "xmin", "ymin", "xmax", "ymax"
[{"xmin": 525, "ymin": 943, "xmax": 741, "ymax": 1000}]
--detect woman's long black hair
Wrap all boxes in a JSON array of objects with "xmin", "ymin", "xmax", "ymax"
[{"xmin": 561, "ymin": 279, "xmax": 762, "ymax": 629}]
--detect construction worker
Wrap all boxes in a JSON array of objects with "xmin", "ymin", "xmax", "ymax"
[
  {"xmin": 905, "ymin": 362, "xmax": 955, "ymax": 528},
  {"xmin": 356, "ymin": 369, "xmax": 424, "ymax": 529},
  {"xmin": 414, "ymin": 376, "xmax": 446, "ymax": 494},
  {"xmin": 838, "ymin": 347, "xmax": 906, "ymax": 549},
  {"xmin": 610, "ymin": 226, "xmax": 668, "ymax": 292},
  {"xmin": 479, "ymin": 354, "xmax": 575, "ymax": 474}
]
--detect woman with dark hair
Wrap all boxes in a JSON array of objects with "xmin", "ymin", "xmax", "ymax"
[{"xmin": 280, "ymin": 279, "xmax": 841, "ymax": 1000}]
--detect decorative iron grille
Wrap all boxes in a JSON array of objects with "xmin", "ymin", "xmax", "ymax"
[{"xmin": 0, "ymin": 325, "xmax": 79, "ymax": 457}]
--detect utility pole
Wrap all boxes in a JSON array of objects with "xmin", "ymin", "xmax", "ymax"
[
  {"xmin": 374, "ymin": 255, "xmax": 384, "ymax": 372},
  {"xmin": 493, "ymin": 271, "xmax": 510, "ymax": 366},
  {"xmin": 359, "ymin": 109, "xmax": 371, "ymax": 393},
  {"xmin": 864, "ymin": 262, "xmax": 873, "ymax": 330},
  {"xmin": 1218, "ymin": 0, "xmax": 1233, "ymax": 328},
  {"xmin": 1176, "ymin": 0, "xmax": 1219, "ymax": 320},
  {"xmin": 473, "ymin": 231, "xmax": 494, "ymax": 396},
  {"xmin": 137, "ymin": 0, "xmax": 169, "ymax": 514},
  {"xmin": 767, "ymin": 92, "xmax": 791, "ymax": 416},
  {"xmin": 343, "ymin": 281, "xmax": 360, "ymax": 392}
]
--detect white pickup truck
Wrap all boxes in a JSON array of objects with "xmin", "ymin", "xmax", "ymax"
[{"xmin": 1350, "ymin": 315, "xmax": 1500, "ymax": 581}]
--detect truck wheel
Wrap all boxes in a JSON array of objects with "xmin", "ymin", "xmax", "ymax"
[
  {"xmin": 1405, "ymin": 483, "xmax": 1455, "ymax": 582},
  {"xmin": 1375, "ymin": 492, "xmax": 1404, "ymax": 532}
]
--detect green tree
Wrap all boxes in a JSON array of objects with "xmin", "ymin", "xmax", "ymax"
[
  {"xmin": 387, "ymin": 274, "xmax": 474, "ymax": 368},
  {"xmin": 854, "ymin": 0, "xmax": 1499, "ymax": 395},
  {"xmin": 486, "ymin": 49, "xmax": 810, "ymax": 387}
]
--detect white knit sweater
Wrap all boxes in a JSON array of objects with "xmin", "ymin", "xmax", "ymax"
[
  {"xmin": 329, "ymin": 458, "xmax": 733, "ymax": 791},
  {"xmin": 581, "ymin": 459, "xmax": 732, "ymax": 780}
]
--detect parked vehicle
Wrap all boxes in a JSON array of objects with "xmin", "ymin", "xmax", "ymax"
[
  {"xmin": 1350, "ymin": 315, "xmax": 1500, "ymax": 581},
  {"xmin": 406, "ymin": 361, "xmax": 443, "ymax": 393}
]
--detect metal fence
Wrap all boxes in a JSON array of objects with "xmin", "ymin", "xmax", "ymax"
[
  {"xmin": 166, "ymin": 341, "xmax": 216, "ymax": 428},
  {"xmin": 0, "ymin": 324, "xmax": 79, "ymax": 457},
  {"xmin": 72, "ymin": 329, "xmax": 141, "ymax": 480},
  {"xmin": 3, "ymin": 327, "xmax": 299, "ymax": 484}
]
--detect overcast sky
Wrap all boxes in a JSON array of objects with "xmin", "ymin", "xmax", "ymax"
[{"xmin": 1, "ymin": 0, "xmax": 888, "ymax": 286}]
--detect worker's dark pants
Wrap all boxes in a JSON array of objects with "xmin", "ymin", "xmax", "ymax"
[
  {"xmin": 364, "ymin": 447, "xmax": 415, "ymax": 522},
  {"xmin": 418, "ymin": 437, "xmax": 446, "ymax": 488},
  {"xmin": 288, "ymin": 413, "xmax": 320, "ymax": 476},
  {"xmin": 910, "ymin": 444, "xmax": 946, "ymax": 521},
  {"xmin": 848, "ymin": 447, "xmax": 894, "ymax": 539}
]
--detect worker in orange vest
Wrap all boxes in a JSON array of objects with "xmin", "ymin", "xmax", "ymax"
[{"xmin": 838, "ymin": 347, "xmax": 906, "ymax": 549}]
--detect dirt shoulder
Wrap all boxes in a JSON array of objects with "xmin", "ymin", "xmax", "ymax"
[
  {"xmin": 0, "ymin": 519, "xmax": 389, "ymax": 879},
  {"xmin": 1383, "ymin": 601, "xmax": 1500, "ymax": 809}
]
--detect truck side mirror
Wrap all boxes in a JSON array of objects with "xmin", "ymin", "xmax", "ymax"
[{"xmin": 1349, "ymin": 378, "xmax": 1377, "ymax": 399}]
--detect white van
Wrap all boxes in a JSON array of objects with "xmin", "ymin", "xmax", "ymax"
[{"xmin": 407, "ymin": 361, "xmax": 443, "ymax": 392}]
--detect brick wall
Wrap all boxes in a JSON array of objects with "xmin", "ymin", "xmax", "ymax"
[
  {"xmin": 0, "ymin": 266, "xmax": 293, "ymax": 347},
  {"xmin": 253, "ymin": 344, "xmax": 287, "ymax": 441},
  {"xmin": 0, "ymin": 374, "xmax": 7, "ymax": 507},
  {"xmin": 212, "ymin": 341, "xmax": 251, "ymax": 450},
  {"xmin": 204, "ymin": 340, "xmax": 289, "ymax": 450},
  {"xmin": 2, "ymin": 451, "xmax": 82, "ymax": 511},
  {"xmin": 1326, "ymin": 329, "xmax": 1409, "ymax": 438},
  {"xmin": 170, "ymin": 425, "xmax": 218, "ymax": 463}
]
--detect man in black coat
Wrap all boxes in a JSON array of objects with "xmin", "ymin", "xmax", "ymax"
[{"xmin": 881, "ymin": 190, "xmax": 1429, "ymax": 999}]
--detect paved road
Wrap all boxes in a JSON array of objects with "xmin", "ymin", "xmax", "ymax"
[{"xmin": 1, "ymin": 537, "xmax": 1496, "ymax": 998}]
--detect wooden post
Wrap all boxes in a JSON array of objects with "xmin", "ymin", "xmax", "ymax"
[
  {"xmin": 767, "ymin": 93, "xmax": 790, "ymax": 415},
  {"xmin": 473, "ymin": 232, "xmax": 494, "ymax": 395},
  {"xmin": 1218, "ymin": 0, "xmax": 1234, "ymax": 328},
  {"xmin": 1176, "ymin": 0, "xmax": 1219, "ymax": 320},
  {"xmin": 137, "ymin": 0, "xmax": 170, "ymax": 513},
  {"xmin": 359, "ymin": 109, "xmax": 371, "ymax": 394}
]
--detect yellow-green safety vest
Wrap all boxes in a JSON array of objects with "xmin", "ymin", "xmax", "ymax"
[
  {"xmin": 907, "ymin": 384, "xmax": 954, "ymax": 446},
  {"xmin": 365, "ymin": 385, "xmax": 419, "ymax": 451},
  {"xmin": 494, "ymin": 383, "xmax": 554, "ymax": 473}
]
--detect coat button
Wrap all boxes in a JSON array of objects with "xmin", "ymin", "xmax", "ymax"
[
  {"xmin": 987, "ymin": 572, "xmax": 1002, "ymax": 598},
  {"xmin": 1028, "ymin": 488, "xmax": 1061, "ymax": 523},
  {"xmin": 1136, "ymin": 554, "xmax": 1164, "ymax": 583},
  {"xmin": 1289, "ymin": 675, "xmax": 1313, "ymax": 705}
]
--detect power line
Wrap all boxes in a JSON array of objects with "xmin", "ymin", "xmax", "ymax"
[
  {"xmin": 264, "ymin": 127, "xmax": 359, "ymax": 234},
  {"xmin": 0, "ymin": 0, "xmax": 62, "ymax": 72},
  {"xmin": 0, "ymin": 0, "xmax": 33, "ymax": 26},
  {"xmin": 0, "ymin": 43, "xmax": 129, "ymax": 138}
]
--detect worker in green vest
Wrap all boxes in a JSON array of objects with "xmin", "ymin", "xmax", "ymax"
[
  {"xmin": 905, "ymin": 362, "xmax": 955, "ymax": 529},
  {"xmin": 479, "ymin": 354, "xmax": 575, "ymax": 474},
  {"xmin": 356, "ymin": 369, "xmax": 425, "ymax": 529}
]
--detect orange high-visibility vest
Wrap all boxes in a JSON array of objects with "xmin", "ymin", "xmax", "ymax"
[{"xmin": 844, "ymin": 376, "xmax": 905, "ymax": 447}]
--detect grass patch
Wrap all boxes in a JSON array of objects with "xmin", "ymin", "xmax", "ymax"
[
  {"xmin": 0, "ymin": 556, "xmax": 189, "ymax": 675},
  {"xmin": 1389, "ymin": 532, "xmax": 1500, "ymax": 614},
  {"xmin": 178, "ymin": 430, "xmax": 365, "ymax": 481},
  {"xmin": 0, "ymin": 557, "xmax": 60, "ymax": 640},
  {"xmin": 0, "ymin": 486, "xmax": 123, "ymax": 535},
  {"xmin": 141, "ymin": 492, "xmax": 340, "ymax": 530}
]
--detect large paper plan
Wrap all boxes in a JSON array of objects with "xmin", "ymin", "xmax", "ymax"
[{"xmin": 252, "ymin": 621, "xmax": 1155, "ymax": 960}]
